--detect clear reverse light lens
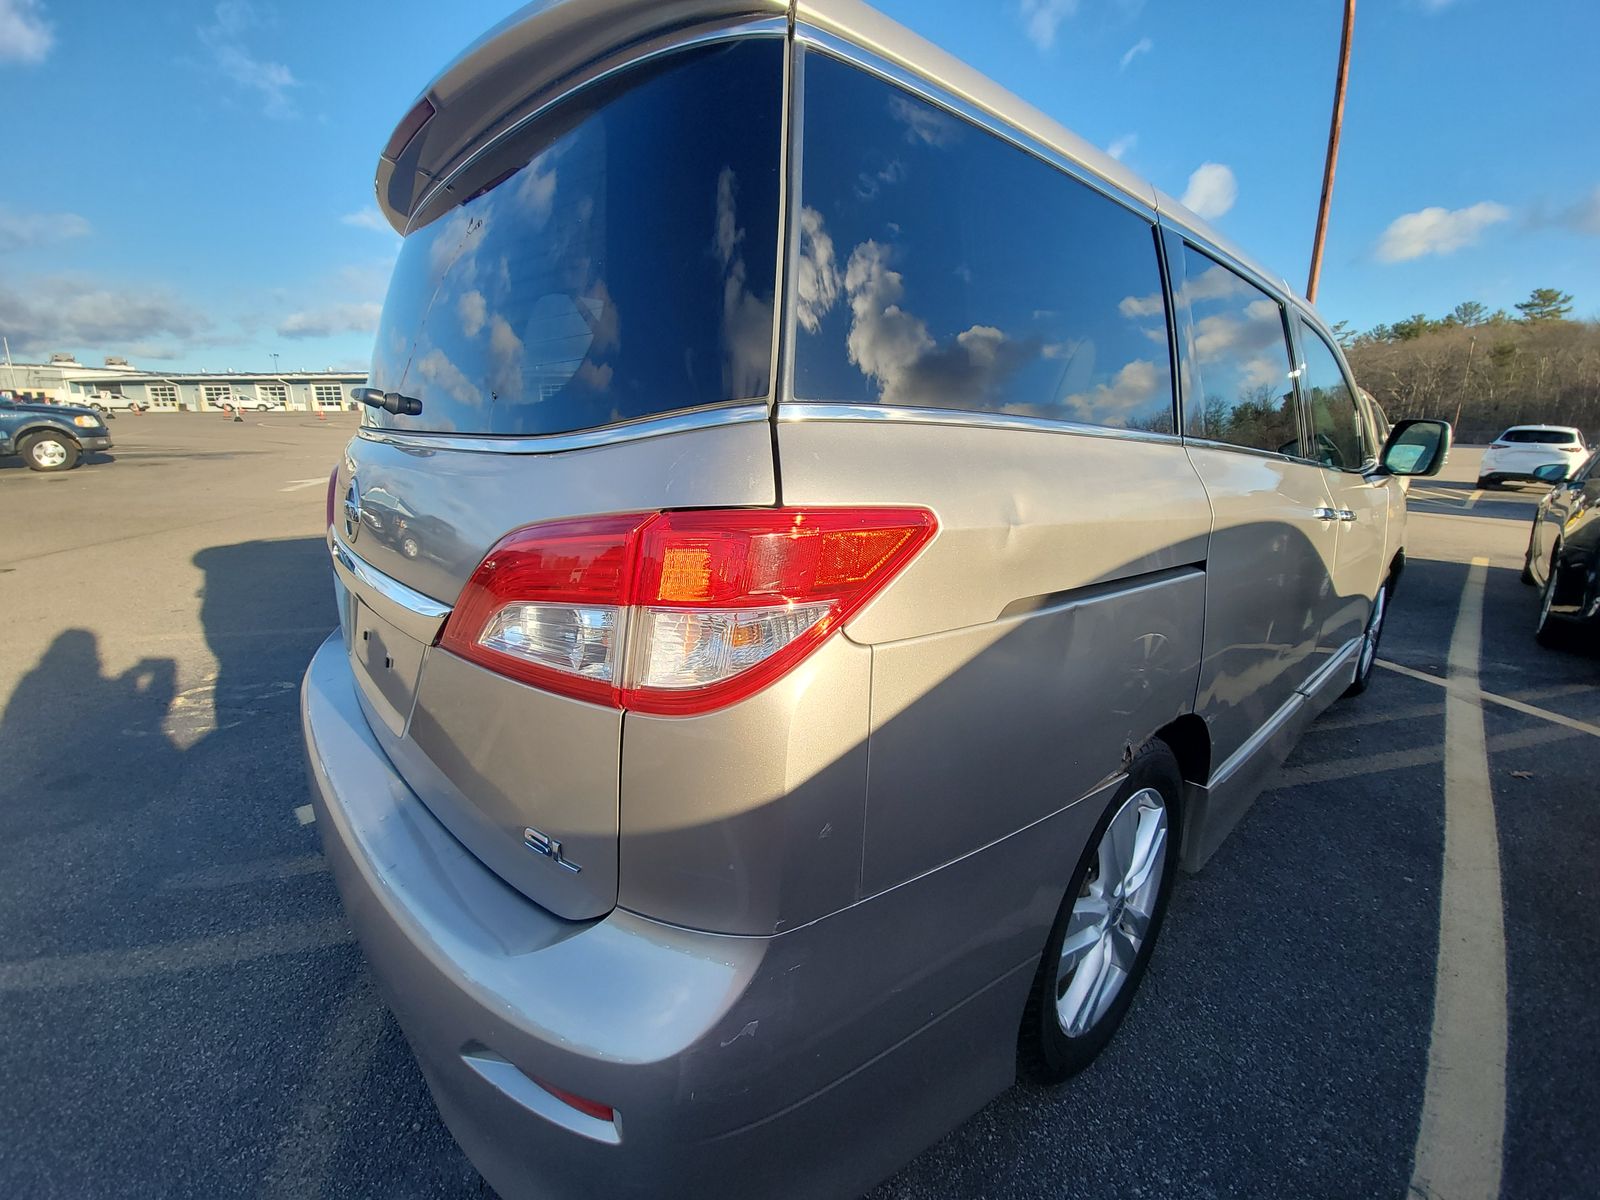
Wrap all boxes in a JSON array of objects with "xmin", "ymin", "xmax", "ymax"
[
  {"xmin": 632, "ymin": 603, "xmax": 832, "ymax": 690},
  {"xmin": 479, "ymin": 603, "xmax": 620, "ymax": 682}
]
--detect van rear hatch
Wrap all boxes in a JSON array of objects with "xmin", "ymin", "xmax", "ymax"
[{"xmin": 332, "ymin": 34, "xmax": 784, "ymax": 920}]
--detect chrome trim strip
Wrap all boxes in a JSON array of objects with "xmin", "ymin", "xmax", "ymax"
[
  {"xmin": 329, "ymin": 533, "xmax": 452, "ymax": 621},
  {"xmin": 1297, "ymin": 637, "xmax": 1360, "ymax": 700},
  {"xmin": 794, "ymin": 26, "xmax": 1158, "ymax": 224},
  {"xmin": 777, "ymin": 402, "xmax": 1183, "ymax": 446},
  {"xmin": 1210, "ymin": 690, "xmax": 1305, "ymax": 790},
  {"xmin": 359, "ymin": 402, "xmax": 770, "ymax": 456},
  {"xmin": 415, "ymin": 17, "xmax": 790, "ymax": 226}
]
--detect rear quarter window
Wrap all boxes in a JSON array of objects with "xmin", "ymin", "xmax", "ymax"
[
  {"xmin": 368, "ymin": 39, "xmax": 783, "ymax": 436},
  {"xmin": 791, "ymin": 51, "xmax": 1175, "ymax": 434}
]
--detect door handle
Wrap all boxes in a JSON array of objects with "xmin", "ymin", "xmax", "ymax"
[
  {"xmin": 1312, "ymin": 506, "xmax": 1340, "ymax": 521},
  {"xmin": 1337, "ymin": 508, "xmax": 1357, "ymax": 522}
]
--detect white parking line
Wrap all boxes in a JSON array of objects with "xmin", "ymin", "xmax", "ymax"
[
  {"xmin": 1378, "ymin": 659, "xmax": 1600, "ymax": 739},
  {"xmin": 294, "ymin": 804, "xmax": 316, "ymax": 826},
  {"xmin": 1409, "ymin": 557, "xmax": 1507, "ymax": 1200},
  {"xmin": 279, "ymin": 478, "xmax": 326, "ymax": 492}
]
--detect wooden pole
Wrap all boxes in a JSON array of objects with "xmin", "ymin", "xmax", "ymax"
[{"xmin": 1307, "ymin": 0, "xmax": 1356, "ymax": 303}]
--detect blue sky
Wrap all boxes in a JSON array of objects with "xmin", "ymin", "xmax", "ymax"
[{"xmin": 1, "ymin": 0, "xmax": 1596, "ymax": 372}]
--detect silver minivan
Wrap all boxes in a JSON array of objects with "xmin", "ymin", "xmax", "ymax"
[{"xmin": 301, "ymin": 2, "xmax": 1450, "ymax": 1196}]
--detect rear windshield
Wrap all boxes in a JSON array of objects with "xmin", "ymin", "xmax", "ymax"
[
  {"xmin": 1500, "ymin": 428, "xmax": 1577, "ymax": 444},
  {"xmin": 368, "ymin": 39, "xmax": 782, "ymax": 435}
]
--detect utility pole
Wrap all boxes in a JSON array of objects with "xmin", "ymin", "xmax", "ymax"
[
  {"xmin": 1306, "ymin": 0, "xmax": 1356, "ymax": 303},
  {"xmin": 2, "ymin": 335, "xmax": 17, "ymax": 393}
]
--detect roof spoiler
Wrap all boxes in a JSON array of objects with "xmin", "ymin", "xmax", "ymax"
[{"xmin": 373, "ymin": 0, "xmax": 789, "ymax": 235}]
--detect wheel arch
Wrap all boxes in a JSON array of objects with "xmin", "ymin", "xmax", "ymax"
[
  {"xmin": 17, "ymin": 423, "xmax": 82, "ymax": 448},
  {"xmin": 1151, "ymin": 713, "xmax": 1210, "ymax": 796}
]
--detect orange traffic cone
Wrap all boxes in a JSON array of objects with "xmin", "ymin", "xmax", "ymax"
[{"xmin": 316, "ymin": 407, "xmax": 326, "ymax": 422}]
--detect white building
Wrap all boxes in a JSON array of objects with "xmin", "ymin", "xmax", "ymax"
[{"xmin": 1, "ymin": 354, "xmax": 367, "ymax": 412}]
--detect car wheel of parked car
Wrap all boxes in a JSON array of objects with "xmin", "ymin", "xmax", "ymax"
[
  {"xmin": 1020, "ymin": 740, "xmax": 1180, "ymax": 1083},
  {"xmin": 401, "ymin": 535, "xmax": 421, "ymax": 560},
  {"xmin": 1476, "ymin": 477, "xmax": 1497, "ymax": 490},
  {"xmin": 1343, "ymin": 580, "xmax": 1389, "ymax": 697},
  {"xmin": 1535, "ymin": 547, "xmax": 1570, "ymax": 648},
  {"xmin": 20, "ymin": 431, "xmax": 80, "ymax": 473}
]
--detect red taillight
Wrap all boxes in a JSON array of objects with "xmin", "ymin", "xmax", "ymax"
[
  {"xmin": 438, "ymin": 508, "xmax": 938, "ymax": 716},
  {"xmin": 383, "ymin": 95, "xmax": 436, "ymax": 161},
  {"xmin": 532, "ymin": 1078, "xmax": 614, "ymax": 1123},
  {"xmin": 325, "ymin": 466, "xmax": 339, "ymax": 530}
]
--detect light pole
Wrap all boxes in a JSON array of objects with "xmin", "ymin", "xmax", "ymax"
[
  {"xmin": 270, "ymin": 352, "xmax": 280, "ymax": 374},
  {"xmin": 1306, "ymin": 0, "xmax": 1356, "ymax": 303}
]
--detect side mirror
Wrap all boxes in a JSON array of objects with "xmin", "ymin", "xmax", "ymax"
[
  {"xmin": 1531, "ymin": 462, "xmax": 1571, "ymax": 484},
  {"xmin": 1379, "ymin": 418, "xmax": 1452, "ymax": 477}
]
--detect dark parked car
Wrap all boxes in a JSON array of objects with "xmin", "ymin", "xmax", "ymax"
[
  {"xmin": 0, "ymin": 395, "xmax": 113, "ymax": 472},
  {"xmin": 1524, "ymin": 452, "xmax": 1600, "ymax": 646}
]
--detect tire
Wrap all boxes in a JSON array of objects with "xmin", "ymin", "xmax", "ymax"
[
  {"xmin": 20, "ymin": 431, "xmax": 80, "ymax": 472},
  {"xmin": 1535, "ymin": 548, "xmax": 1571, "ymax": 649},
  {"xmin": 400, "ymin": 534, "xmax": 421, "ymax": 560},
  {"xmin": 1020, "ymin": 740, "xmax": 1182, "ymax": 1083},
  {"xmin": 1477, "ymin": 477, "xmax": 1498, "ymax": 490},
  {"xmin": 1343, "ymin": 580, "xmax": 1390, "ymax": 697},
  {"xmin": 256, "ymin": 403, "xmax": 270, "ymax": 412}
]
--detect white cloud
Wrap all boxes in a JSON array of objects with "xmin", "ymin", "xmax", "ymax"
[
  {"xmin": 888, "ymin": 94, "xmax": 954, "ymax": 147},
  {"xmin": 276, "ymin": 302, "xmax": 381, "ymax": 339},
  {"xmin": 794, "ymin": 206, "xmax": 840, "ymax": 333},
  {"xmin": 1018, "ymin": 0, "xmax": 1078, "ymax": 51},
  {"xmin": 0, "ymin": 0, "xmax": 52, "ymax": 63},
  {"xmin": 0, "ymin": 274, "xmax": 210, "ymax": 355},
  {"xmin": 1062, "ymin": 359, "xmax": 1163, "ymax": 427},
  {"xmin": 416, "ymin": 347, "xmax": 480, "ymax": 406},
  {"xmin": 1375, "ymin": 201, "xmax": 1509, "ymax": 262},
  {"xmin": 1181, "ymin": 163, "xmax": 1238, "ymax": 220},
  {"xmin": 0, "ymin": 205, "xmax": 90, "ymax": 252},
  {"xmin": 1106, "ymin": 133, "xmax": 1137, "ymax": 161},
  {"xmin": 340, "ymin": 207, "xmax": 391, "ymax": 234},
  {"xmin": 1119, "ymin": 37, "xmax": 1153, "ymax": 69},
  {"xmin": 457, "ymin": 290, "xmax": 486, "ymax": 338},
  {"xmin": 198, "ymin": 1, "xmax": 299, "ymax": 119},
  {"xmin": 487, "ymin": 314, "xmax": 524, "ymax": 400},
  {"xmin": 515, "ymin": 154, "xmax": 558, "ymax": 228}
]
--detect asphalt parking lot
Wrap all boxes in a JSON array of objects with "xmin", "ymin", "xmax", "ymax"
[{"xmin": 1, "ymin": 417, "xmax": 1596, "ymax": 1199}]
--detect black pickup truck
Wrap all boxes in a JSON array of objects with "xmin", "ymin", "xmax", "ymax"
[{"xmin": 0, "ymin": 395, "xmax": 114, "ymax": 472}]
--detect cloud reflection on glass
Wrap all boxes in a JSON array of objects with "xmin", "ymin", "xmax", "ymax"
[{"xmin": 794, "ymin": 52, "xmax": 1175, "ymax": 435}]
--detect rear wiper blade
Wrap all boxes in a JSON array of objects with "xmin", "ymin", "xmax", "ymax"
[{"xmin": 352, "ymin": 386, "xmax": 422, "ymax": 416}]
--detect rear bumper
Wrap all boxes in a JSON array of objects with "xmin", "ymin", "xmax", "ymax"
[{"xmin": 301, "ymin": 632, "xmax": 1038, "ymax": 1200}]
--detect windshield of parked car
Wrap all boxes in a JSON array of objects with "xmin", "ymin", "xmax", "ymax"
[{"xmin": 366, "ymin": 39, "xmax": 783, "ymax": 436}]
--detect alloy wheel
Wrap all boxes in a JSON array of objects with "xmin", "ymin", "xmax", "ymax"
[
  {"xmin": 1055, "ymin": 787, "xmax": 1169, "ymax": 1038},
  {"xmin": 31, "ymin": 439, "xmax": 67, "ymax": 468}
]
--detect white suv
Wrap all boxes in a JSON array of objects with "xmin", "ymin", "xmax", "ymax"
[{"xmin": 1478, "ymin": 425, "xmax": 1590, "ymax": 488}]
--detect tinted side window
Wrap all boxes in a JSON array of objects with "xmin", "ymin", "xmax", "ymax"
[
  {"xmin": 792, "ymin": 52, "xmax": 1174, "ymax": 433},
  {"xmin": 1178, "ymin": 246, "xmax": 1300, "ymax": 455},
  {"xmin": 1299, "ymin": 323, "xmax": 1367, "ymax": 470}
]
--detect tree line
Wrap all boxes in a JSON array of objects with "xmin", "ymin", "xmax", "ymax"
[{"xmin": 1335, "ymin": 288, "xmax": 1600, "ymax": 443}]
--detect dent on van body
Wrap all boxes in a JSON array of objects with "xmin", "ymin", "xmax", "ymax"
[{"xmin": 777, "ymin": 420, "xmax": 1212, "ymax": 890}]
